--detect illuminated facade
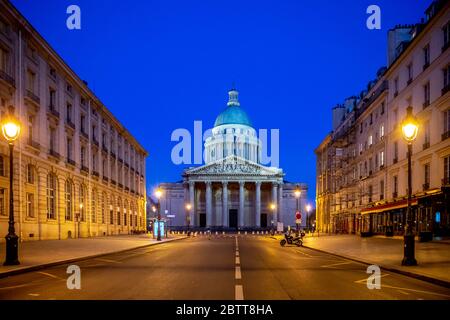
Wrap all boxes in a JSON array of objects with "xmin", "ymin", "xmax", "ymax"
[
  {"xmin": 315, "ymin": 0, "xmax": 450, "ymax": 236},
  {"xmin": 0, "ymin": 1, "xmax": 148, "ymax": 241},
  {"xmin": 159, "ymin": 89, "xmax": 308, "ymax": 230}
]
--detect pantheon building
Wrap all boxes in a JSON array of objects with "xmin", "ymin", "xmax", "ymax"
[{"xmin": 158, "ymin": 89, "xmax": 307, "ymax": 230}]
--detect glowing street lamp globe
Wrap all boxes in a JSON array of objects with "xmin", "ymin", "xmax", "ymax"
[
  {"xmin": 401, "ymin": 106, "xmax": 419, "ymax": 143},
  {"xmin": 269, "ymin": 203, "xmax": 276, "ymax": 211},
  {"xmin": 185, "ymin": 203, "xmax": 192, "ymax": 211},
  {"xmin": 154, "ymin": 188, "xmax": 163, "ymax": 200},
  {"xmin": 294, "ymin": 188, "xmax": 301, "ymax": 198},
  {"xmin": 306, "ymin": 204, "xmax": 312, "ymax": 213},
  {"xmin": 1, "ymin": 111, "xmax": 21, "ymax": 143}
]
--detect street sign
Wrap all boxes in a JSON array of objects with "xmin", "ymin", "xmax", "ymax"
[
  {"xmin": 295, "ymin": 211, "xmax": 302, "ymax": 220},
  {"xmin": 167, "ymin": 214, "xmax": 175, "ymax": 218},
  {"xmin": 296, "ymin": 219, "xmax": 302, "ymax": 224}
]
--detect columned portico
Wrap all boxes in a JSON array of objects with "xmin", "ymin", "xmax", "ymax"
[
  {"xmin": 206, "ymin": 181, "xmax": 212, "ymax": 227},
  {"xmin": 255, "ymin": 181, "xmax": 261, "ymax": 227},
  {"xmin": 239, "ymin": 181, "xmax": 245, "ymax": 227},
  {"xmin": 222, "ymin": 181, "xmax": 228, "ymax": 227}
]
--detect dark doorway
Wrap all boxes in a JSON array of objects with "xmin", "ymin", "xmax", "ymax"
[
  {"xmin": 229, "ymin": 209, "xmax": 238, "ymax": 229},
  {"xmin": 199, "ymin": 213, "xmax": 206, "ymax": 228},
  {"xmin": 261, "ymin": 214, "xmax": 267, "ymax": 228}
]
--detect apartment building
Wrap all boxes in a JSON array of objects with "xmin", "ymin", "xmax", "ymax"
[
  {"xmin": 0, "ymin": 0, "xmax": 148, "ymax": 241},
  {"xmin": 315, "ymin": 0, "xmax": 450, "ymax": 237}
]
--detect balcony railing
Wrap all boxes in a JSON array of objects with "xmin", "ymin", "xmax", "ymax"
[
  {"xmin": 442, "ymin": 84, "xmax": 449, "ymax": 96},
  {"xmin": 423, "ymin": 100, "xmax": 430, "ymax": 109},
  {"xmin": 111, "ymin": 179, "xmax": 117, "ymax": 185},
  {"xmin": 118, "ymin": 183, "xmax": 123, "ymax": 188},
  {"xmin": 102, "ymin": 176, "xmax": 109, "ymax": 182},
  {"xmin": 423, "ymin": 183, "xmax": 430, "ymax": 191},
  {"xmin": 66, "ymin": 119, "xmax": 75, "ymax": 130},
  {"xmin": 47, "ymin": 106, "xmax": 60, "ymax": 118},
  {"xmin": 423, "ymin": 142, "xmax": 430, "ymax": 150},
  {"xmin": 26, "ymin": 90, "xmax": 40, "ymax": 105},
  {"xmin": 48, "ymin": 149, "xmax": 61, "ymax": 159},
  {"xmin": 110, "ymin": 151, "xmax": 116, "ymax": 158},
  {"xmin": 80, "ymin": 130, "xmax": 89, "ymax": 140},
  {"xmin": 0, "ymin": 70, "xmax": 15, "ymax": 87},
  {"xmin": 67, "ymin": 158, "xmax": 76, "ymax": 166},
  {"xmin": 27, "ymin": 139, "xmax": 40, "ymax": 150},
  {"xmin": 442, "ymin": 131, "xmax": 450, "ymax": 141},
  {"xmin": 92, "ymin": 138, "xmax": 99, "ymax": 147},
  {"xmin": 102, "ymin": 144, "xmax": 108, "ymax": 153},
  {"xmin": 81, "ymin": 165, "xmax": 89, "ymax": 173},
  {"xmin": 92, "ymin": 170, "xmax": 99, "ymax": 177}
]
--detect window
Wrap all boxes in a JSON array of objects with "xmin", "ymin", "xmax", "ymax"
[
  {"xmin": 92, "ymin": 125, "xmax": 97, "ymax": 141},
  {"xmin": 67, "ymin": 137, "xmax": 73, "ymax": 161},
  {"xmin": 101, "ymin": 194, "xmax": 106, "ymax": 224},
  {"xmin": 65, "ymin": 180, "xmax": 73, "ymax": 221},
  {"xmin": 423, "ymin": 44, "xmax": 430, "ymax": 68},
  {"xmin": 407, "ymin": 63, "xmax": 413, "ymax": 83},
  {"xmin": 393, "ymin": 176, "xmax": 398, "ymax": 195},
  {"xmin": 0, "ymin": 188, "xmax": 5, "ymax": 216},
  {"xmin": 394, "ymin": 77, "xmax": 399, "ymax": 96},
  {"xmin": 124, "ymin": 210, "xmax": 127, "ymax": 226},
  {"xmin": 49, "ymin": 88, "xmax": 56, "ymax": 109},
  {"xmin": 444, "ymin": 21, "xmax": 450, "ymax": 50},
  {"xmin": 424, "ymin": 163, "xmax": 430, "ymax": 188},
  {"xmin": 26, "ymin": 193, "xmax": 34, "ymax": 218},
  {"xmin": 80, "ymin": 114, "xmax": 86, "ymax": 133},
  {"xmin": 423, "ymin": 82, "xmax": 430, "ymax": 107},
  {"xmin": 66, "ymin": 83, "xmax": 73, "ymax": 94},
  {"xmin": 27, "ymin": 164, "xmax": 35, "ymax": 184},
  {"xmin": 379, "ymin": 124, "xmax": 385, "ymax": 139},
  {"xmin": 445, "ymin": 156, "xmax": 450, "ymax": 184},
  {"xmin": 26, "ymin": 70, "xmax": 36, "ymax": 93},
  {"xmin": 444, "ymin": 65, "xmax": 450, "ymax": 95},
  {"xmin": 0, "ymin": 18, "xmax": 8, "ymax": 35},
  {"xmin": 379, "ymin": 151, "xmax": 385, "ymax": 167},
  {"xmin": 102, "ymin": 159, "xmax": 107, "ymax": 177},
  {"xmin": 117, "ymin": 210, "xmax": 121, "ymax": 225},
  {"xmin": 81, "ymin": 146, "xmax": 86, "ymax": 167},
  {"xmin": 380, "ymin": 102, "xmax": 385, "ymax": 115},
  {"xmin": 49, "ymin": 127, "xmax": 56, "ymax": 152},
  {"xmin": 110, "ymin": 209, "xmax": 114, "ymax": 225},
  {"xmin": 46, "ymin": 173, "xmax": 57, "ymax": 219},
  {"xmin": 394, "ymin": 141, "xmax": 398, "ymax": 162},
  {"xmin": 380, "ymin": 180, "xmax": 384, "ymax": 200},
  {"xmin": 66, "ymin": 103, "xmax": 72, "ymax": 122},
  {"xmin": 368, "ymin": 135, "xmax": 373, "ymax": 146},
  {"xmin": 27, "ymin": 115, "xmax": 34, "ymax": 144},
  {"xmin": 424, "ymin": 121, "xmax": 430, "ymax": 148},
  {"xmin": 0, "ymin": 156, "xmax": 4, "ymax": 176},
  {"xmin": 0, "ymin": 47, "xmax": 8, "ymax": 73},
  {"xmin": 91, "ymin": 189, "xmax": 97, "ymax": 223},
  {"xmin": 80, "ymin": 185, "xmax": 86, "ymax": 221},
  {"xmin": 444, "ymin": 110, "xmax": 450, "ymax": 136},
  {"xmin": 92, "ymin": 152, "xmax": 97, "ymax": 172}
]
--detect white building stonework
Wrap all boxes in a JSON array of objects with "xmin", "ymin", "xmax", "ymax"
[{"xmin": 159, "ymin": 89, "xmax": 307, "ymax": 230}]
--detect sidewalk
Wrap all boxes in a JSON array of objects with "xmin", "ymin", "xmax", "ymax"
[
  {"xmin": 0, "ymin": 234, "xmax": 187, "ymax": 278},
  {"xmin": 300, "ymin": 234, "xmax": 450, "ymax": 287}
]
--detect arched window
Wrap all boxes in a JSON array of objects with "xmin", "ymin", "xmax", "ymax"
[
  {"xmin": 65, "ymin": 180, "xmax": 73, "ymax": 220},
  {"xmin": 47, "ymin": 173, "xmax": 57, "ymax": 219},
  {"xmin": 91, "ymin": 189, "xmax": 97, "ymax": 223},
  {"xmin": 80, "ymin": 184, "xmax": 86, "ymax": 221}
]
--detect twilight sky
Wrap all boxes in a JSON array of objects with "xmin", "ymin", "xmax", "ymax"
[{"xmin": 11, "ymin": 0, "xmax": 430, "ymax": 205}]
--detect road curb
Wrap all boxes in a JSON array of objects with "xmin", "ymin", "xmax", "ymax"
[
  {"xmin": 0, "ymin": 236, "xmax": 188, "ymax": 279},
  {"xmin": 301, "ymin": 244, "xmax": 450, "ymax": 289}
]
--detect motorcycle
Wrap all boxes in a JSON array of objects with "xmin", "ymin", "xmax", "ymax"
[{"xmin": 280, "ymin": 230, "xmax": 304, "ymax": 247}]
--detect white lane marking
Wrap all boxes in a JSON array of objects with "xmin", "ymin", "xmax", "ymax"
[
  {"xmin": 235, "ymin": 251, "xmax": 239, "ymax": 256},
  {"xmin": 37, "ymin": 272, "xmax": 63, "ymax": 280},
  {"xmin": 235, "ymin": 266, "xmax": 242, "ymax": 279},
  {"xmin": 236, "ymin": 256, "xmax": 240, "ymax": 265},
  {"xmin": 320, "ymin": 261, "xmax": 353, "ymax": 268},
  {"xmin": 295, "ymin": 250, "xmax": 313, "ymax": 258},
  {"xmin": 28, "ymin": 293, "xmax": 40, "ymax": 297},
  {"xmin": 235, "ymin": 285, "xmax": 244, "ymax": 300},
  {"xmin": 354, "ymin": 273, "xmax": 390, "ymax": 284},
  {"xmin": 94, "ymin": 258, "xmax": 122, "ymax": 264},
  {"xmin": 397, "ymin": 290, "xmax": 410, "ymax": 295}
]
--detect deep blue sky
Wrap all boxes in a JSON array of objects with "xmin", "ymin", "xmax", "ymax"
[{"xmin": 12, "ymin": 0, "xmax": 429, "ymax": 204}]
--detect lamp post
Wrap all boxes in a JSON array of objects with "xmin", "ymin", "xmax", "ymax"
[
  {"xmin": 269, "ymin": 203, "xmax": 276, "ymax": 233},
  {"xmin": 155, "ymin": 188, "xmax": 163, "ymax": 241},
  {"xmin": 294, "ymin": 187, "xmax": 301, "ymax": 232},
  {"xmin": 401, "ymin": 106, "xmax": 419, "ymax": 266},
  {"xmin": 2, "ymin": 106, "xmax": 21, "ymax": 266},
  {"xmin": 306, "ymin": 204, "xmax": 312, "ymax": 232},
  {"xmin": 185, "ymin": 203, "xmax": 192, "ymax": 232}
]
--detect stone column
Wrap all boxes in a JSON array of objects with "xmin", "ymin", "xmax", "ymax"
[
  {"xmin": 272, "ymin": 182, "xmax": 278, "ymax": 223},
  {"xmin": 278, "ymin": 183, "xmax": 283, "ymax": 224},
  {"xmin": 206, "ymin": 181, "xmax": 212, "ymax": 227},
  {"xmin": 239, "ymin": 181, "xmax": 245, "ymax": 227},
  {"xmin": 255, "ymin": 181, "xmax": 261, "ymax": 227},
  {"xmin": 189, "ymin": 181, "xmax": 195, "ymax": 226},
  {"xmin": 222, "ymin": 181, "xmax": 228, "ymax": 227}
]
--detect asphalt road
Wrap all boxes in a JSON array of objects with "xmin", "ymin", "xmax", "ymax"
[{"xmin": 0, "ymin": 235, "xmax": 449, "ymax": 300}]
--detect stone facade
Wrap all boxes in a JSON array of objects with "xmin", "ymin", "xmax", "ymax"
[{"xmin": 0, "ymin": 1, "xmax": 148, "ymax": 241}]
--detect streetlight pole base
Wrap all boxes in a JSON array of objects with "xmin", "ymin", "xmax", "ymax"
[
  {"xmin": 4, "ymin": 233, "xmax": 20, "ymax": 266},
  {"xmin": 401, "ymin": 234, "xmax": 417, "ymax": 266}
]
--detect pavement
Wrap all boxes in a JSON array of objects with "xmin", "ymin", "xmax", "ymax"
[
  {"xmin": 293, "ymin": 234, "xmax": 450, "ymax": 287},
  {"xmin": 0, "ymin": 235, "xmax": 449, "ymax": 300},
  {"xmin": 0, "ymin": 233, "xmax": 187, "ymax": 278}
]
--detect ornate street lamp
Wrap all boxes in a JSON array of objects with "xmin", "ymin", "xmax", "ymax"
[
  {"xmin": 185, "ymin": 203, "xmax": 192, "ymax": 232},
  {"xmin": 1, "ymin": 106, "xmax": 21, "ymax": 266},
  {"xmin": 306, "ymin": 204, "xmax": 312, "ymax": 231},
  {"xmin": 401, "ymin": 106, "xmax": 418, "ymax": 266},
  {"xmin": 294, "ymin": 187, "xmax": 302, "ymax": 232},
  {"xmin": 155, "ymin": 188, "xmax": 163, "ymax": 241}
]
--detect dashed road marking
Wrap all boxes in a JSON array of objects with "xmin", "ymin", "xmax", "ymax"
[
  {"xmin": 28, "ymin": 293, "xmax": 40, "ymax": 297},
  {"xmin": 235, "ymin": 266, "xmax": 242, "ymax": 280},
  {"xmin": 235, "ymin": 285, "xmax": 244, "ymax": 300},
  {"xmin": 95, "ymin": 258, "xmax": 122, "ymax": 264},
  {"xmin": 37, "ymin": 272, "xmax": 63, "ymax": 280},
  {"xmin": 320, "ymin": 261, "xmax": 353, "ymax": 269},
  {"xmin": 236, "ymin": 256, "xmax": 240, "ymax": 265}
]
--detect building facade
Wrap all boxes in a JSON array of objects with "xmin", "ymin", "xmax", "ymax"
[
  {"xmin": 158, "ymin": 89, "xmax": 308, "ymax": 230},
  {"xmin": 0, "ymin": 0, "xmax": 148, "ymax": 242},
  {"xmin": 315, "ymin": 0, "xmax": 450, "ymax": 236}
]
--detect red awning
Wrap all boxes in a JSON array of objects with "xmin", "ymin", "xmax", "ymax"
[{"xmin": 361, "ymin": 199, "xmax": 418, "ymax": 215}]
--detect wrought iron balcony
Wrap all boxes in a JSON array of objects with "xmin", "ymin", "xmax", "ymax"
[
  {"xmin": 423, "ymin": 142, "xmax": 430, "ymax": 150},
  {"xmin": 92, "ymin": 170, "xmax": 99, "ymax": 177},
  {"xmin": 66, "ymin": 119, "xmax": 75, "ymax": 130},
  {"xmin": 47, "ymin": 106, "xmax": 60, "ymax": 118},
  {"xmin": 81, "ymin": 165, "xmax": 89, "ymax": 173},
  {"xmin": 48, "ymin": 149, "xmax": 61, "ymax": 159},
  {"xmin": 442, "ymin": 131, "xmax": 450, "ymax": 141},
  {"xmin": 26, "ymin": 90, "xmax": 40, "ymax": 105},
  {"xmin": 0, "ymin": 70, "xmax": 15, "ymax": 87},
  {"xmin": 80, "ymin": 130, "xmax": 89, "ymax": 140}
]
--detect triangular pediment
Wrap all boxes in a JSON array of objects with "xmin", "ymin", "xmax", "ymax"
[{"xmin": 184, "ymin": 155, "xmax": 282, "ymax": 176}]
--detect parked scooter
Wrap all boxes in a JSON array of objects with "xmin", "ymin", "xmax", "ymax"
[{"xmin": 280, "ymin": 230, "xmax": 304, "ymax": 247}]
